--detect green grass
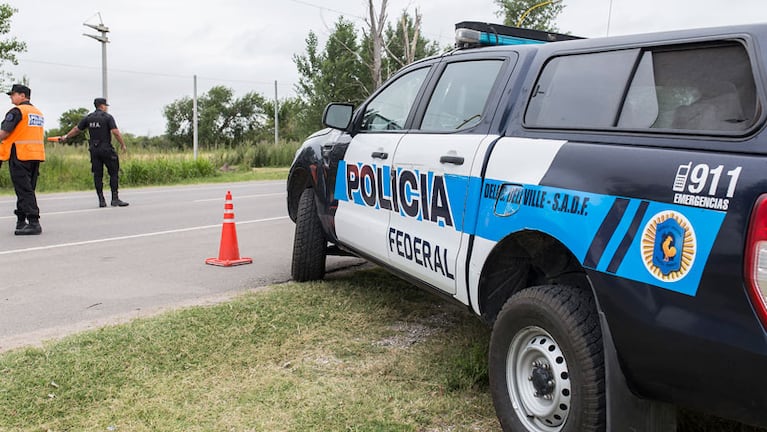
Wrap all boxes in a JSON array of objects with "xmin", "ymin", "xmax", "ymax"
[
  {"xmin": 0, "ymin": 269, "xmax": 495, "ymax": 432},
  {"xmin": 0, "ymin": 268, "xmax": 763, "ymax": 431},
  {"xmin": 0, "ymin": 144, "xmax": 292, "ymax": 194}
]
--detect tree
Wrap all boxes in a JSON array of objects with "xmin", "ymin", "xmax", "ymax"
[
  {"xmin": 364, "ymin": 0, "xmax": 387, "ymax": 90},
  {"xmin": 383, "ymin": 9, "xmax": 439, "ymax": 80},
  {"xmin": 163, "ymin": 85, "xmax": 268, "ymax": 149},
  {"xmin": 46, "ymin": 107, "xmax": 89, "ymax": 145},
  {"xmin": 293, "ymin": 7, "xmax": 440, "ymax": 138},
  {"xmin": 293, "ymin": 18, "xmax": 367, "ymax": 136},
  {"xmin": 262, "ymin": 96, "xmax": 305, "ymax": 143},
  {"xmin": 494, "ymin": 0, "xmax": 564, "ymax": 32},
  {"xmin": 163, "ymin": 95, "xmax": 193, "ymax": 149},
  {"xmin": 0, "ymin": 4, "xmax": 26, "ymax": 88}
]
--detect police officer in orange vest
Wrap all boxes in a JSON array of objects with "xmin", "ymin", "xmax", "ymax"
[{"xmin": 0, "ymin": 84, "xmax": 45, "ymax": 235}]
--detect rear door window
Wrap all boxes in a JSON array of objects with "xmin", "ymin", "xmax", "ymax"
[{"xmin": 525, "ymin": 49, "xmax": 639, "ymax": 128}]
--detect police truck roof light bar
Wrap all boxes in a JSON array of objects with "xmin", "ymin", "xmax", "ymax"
[{"xmin": 454, "ymin": 21, "xmax": 582, "ymax": 49}]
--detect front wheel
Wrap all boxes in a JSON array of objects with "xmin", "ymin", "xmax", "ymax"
[
  {"xmin": 489, "ymin": 285, "xmax": 605, "ymax": 432},
  {"xmin": 291, "ymin": 188, "xmax": 326, "ymax": 281}
]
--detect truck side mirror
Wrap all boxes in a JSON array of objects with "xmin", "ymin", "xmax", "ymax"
[{"xmin": 323, "ymin": 103, "xmax": 354, "ymax": 131}]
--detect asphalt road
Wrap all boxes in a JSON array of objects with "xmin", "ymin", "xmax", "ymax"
[{"xmin": 0, "ymin": 180, "xmax": 363, "ymax": 352}]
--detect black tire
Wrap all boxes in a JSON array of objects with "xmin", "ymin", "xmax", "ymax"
[
  {"xmin": 291, "ymin": 188, "xmax": 327, "ymax": 282},
  {"xmin": 489, "ymin": 285, "xmax": 605, "ymax": 432}
]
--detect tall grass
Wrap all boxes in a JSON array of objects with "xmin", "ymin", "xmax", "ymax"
[
  {"xmin": 0, "ymin": 140, "xmax": 300, "ymax": 192},
  {"xmin": 207, "ymin": 141, "xmax": 301, "ymax": 168},
  {"xmin": 120, "ymin": 158, "xmax": 217, "ymax": 186}
]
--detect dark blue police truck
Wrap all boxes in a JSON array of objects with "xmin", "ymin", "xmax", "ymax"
[{"xmin": 287, "ymin": 21, "xmax": 767, "ymax": 431}]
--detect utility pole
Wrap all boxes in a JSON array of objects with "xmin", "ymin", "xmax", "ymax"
[
  {"xmin": 274, "ymin": 80, "xmax": 279, "ymax": 145},
  {"xmin": 193, "ymin": 75, "xmax": 198, "ymax": 160},
  {"xmin": 83, "ymin": 14, "xmax": 109, "ymax": 99}
]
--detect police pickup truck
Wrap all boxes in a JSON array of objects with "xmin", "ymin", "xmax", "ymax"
[{"xmin": 286, "ymin": 21, "xmax": 767, "ymax": 431}]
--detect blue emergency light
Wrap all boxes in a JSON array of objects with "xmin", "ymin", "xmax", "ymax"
[{"xmin": 455, "ymin": 21, "xmax": 582, "ymax": 49}]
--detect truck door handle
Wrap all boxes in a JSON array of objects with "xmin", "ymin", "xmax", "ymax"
[
  {"xmin": 440, "ymin": 155, "xmax": 464, "ymax": 165},
  {"xmin": 372, "ymin": 151, "xmax": 388, "ymax": 159}
]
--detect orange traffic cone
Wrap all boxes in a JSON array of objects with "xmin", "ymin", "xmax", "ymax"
[{"xmin": 205, "ymin": 191, "xmax": 253, "ymax": 267}]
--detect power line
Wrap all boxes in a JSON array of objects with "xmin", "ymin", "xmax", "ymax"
[
  {"xmin": 19, "ymin": 2, "xmax": 454, "ymax": 95},
  {"xmin": 285, "ymin": 0, "xmax": 455, "ymax": 44},
  {"xmin": 18, "ymin": 58, "xmax": 295, "ymax": 88},
  {"xmin": 285, "ymin": 0, "xmax": 365, "ymax": 20}
]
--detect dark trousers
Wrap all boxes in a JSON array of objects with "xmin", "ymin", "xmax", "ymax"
[
  {"xmin": 9, "ymin": 145, "xmax": 40, "ymax": 221},
  {"xmin": 90, "ymin": 144, "xmax": 120, "ymax": 197}
]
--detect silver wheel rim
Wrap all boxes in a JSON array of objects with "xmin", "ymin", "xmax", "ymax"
[{"xmin": 507, "ymin": 326, "xmax": 572, "ymax": 431}]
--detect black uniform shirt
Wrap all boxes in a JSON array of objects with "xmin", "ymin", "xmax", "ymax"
[
  {"xmin": 1, "ymin": 101, "xmax": 32, "ymax": 133},
  {"xmin": 78, "ymin": 109, "xmax": 118, "ymax": 146}
]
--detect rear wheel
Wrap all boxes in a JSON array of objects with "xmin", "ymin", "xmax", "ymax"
[
  {"xmin": 291, "ymin": 188, "xmax": 326, "ymax": 281},
  {"xmin": 489, "ymin": 285, "xmax": 605, "ymax": 432}
]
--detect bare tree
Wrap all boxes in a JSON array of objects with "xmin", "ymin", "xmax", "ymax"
[
  {"xmin": 365, "ymin": 0, "xmax": 387, "ymax": 90},
  {"xmin": 395, "ymin": 8, "xmax": 421, "ymax": 67}
]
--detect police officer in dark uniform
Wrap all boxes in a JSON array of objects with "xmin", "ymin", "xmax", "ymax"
[
  {"xmin": 61, "ymin": 98, "xmax": 128, "ymax": 208},
  {"xmin": 0, "ymin": 84, "xmax": 46, "ymax": 235}
]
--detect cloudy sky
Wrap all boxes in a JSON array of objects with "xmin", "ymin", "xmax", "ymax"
[{"xmin": 5, "ymin": 0, "xmax": 767, "ymax": 136}]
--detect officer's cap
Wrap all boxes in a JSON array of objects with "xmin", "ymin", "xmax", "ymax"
[{"xmin": 6, "ymin": 84, "xmax": 31, "ymax": 97}]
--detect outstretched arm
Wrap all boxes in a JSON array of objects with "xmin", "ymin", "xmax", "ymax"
[
  {"xmin": 61, "ymin": 126, "xmax": 83, "ymax": 142},
  {"xmin": 111, "ymin": 128, "xmax": 127, "ymax": 152}
]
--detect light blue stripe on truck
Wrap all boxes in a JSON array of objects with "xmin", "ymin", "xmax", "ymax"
[
  {"xmin": 473, "ymin": 180, "xmax": 726, "ymax": 296},
  {"xmin": 335, "ymin": 160, "xmax": 726, "ymax": 296}
]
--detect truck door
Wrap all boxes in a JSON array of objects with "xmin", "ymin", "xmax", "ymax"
[
  {"xmin": 388, "ymin": 58, "xmax": 510, "ymax": 294},
  {"xmin": 334, "ymin": 66, "xmax": 431, "ymax": 262}
]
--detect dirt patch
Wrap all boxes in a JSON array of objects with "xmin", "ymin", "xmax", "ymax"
[{"xmin": 374, "ymin": 311, "xmax": 459, "ymax": 349}]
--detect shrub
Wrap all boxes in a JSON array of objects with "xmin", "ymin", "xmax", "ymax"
[
  {"xmin": 0, "ymin": 140, "xmax": 296, "ymax": 194},
  {"xmin": 121, "ymin": 157, "xmax": 217, "ymax": 186}
]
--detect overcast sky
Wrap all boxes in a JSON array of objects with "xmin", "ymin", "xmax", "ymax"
[{"xmin": 5, "ymin": 0, "xmax": 767, "ymax": 137}]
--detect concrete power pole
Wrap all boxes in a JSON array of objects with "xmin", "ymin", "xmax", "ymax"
[
  {"xmin": 193, "ymin": 75, "xmax": 198, "ymax": 160},
  {"xmin": 83, "ymin": 14, "xmax": 110, "ymax": 99},
  {"xmin": 274, "ymin": 80, "xmax": 279, "ymax": 145}
]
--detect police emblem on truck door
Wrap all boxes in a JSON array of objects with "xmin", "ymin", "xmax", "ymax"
[{"xmin": 641, "ymin": 211, "xmax": 696, "ymax": 282}]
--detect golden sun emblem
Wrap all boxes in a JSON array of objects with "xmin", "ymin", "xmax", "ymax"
[{"xmin": 641, "ymin": 211, "xmax": 696, "ymax": 282}]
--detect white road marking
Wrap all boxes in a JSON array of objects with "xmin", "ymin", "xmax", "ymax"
[
  {"xmin": 193, "ymin": 192, "xmax": 285, "ymax": 203},
  {"xmin": 0, "ymin": 207, "xmax": 106, "ymax": 219},
  {"xmin": 0, "ymin": 181, "xmax": 286, "ymax": 204},
  {"xmin": 0, "ymin": 216, "xmax": 289, "ymax": 255},
  {"xmin": 0, "ymin": 192, "xmax": 287, "ymax": 219}
]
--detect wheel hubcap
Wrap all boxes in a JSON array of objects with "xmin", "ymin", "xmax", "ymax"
[
  {"xmin": 507, "ymin": 326, "xmax": 572, "ymax": 431},
  {"xmin": 530, "ymin": 361, "xmax": 555, "ymax": 397}
]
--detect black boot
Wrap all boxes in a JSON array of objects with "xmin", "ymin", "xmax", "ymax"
[
  {"xmin": 111, "ymin": 193, "xmax": 129, "ymax": 207},
  {"xmin": 98, "ymin": 194, "xmax": 107, "ymax": 208},
  {"xmin": 14, "ymin": 210, "xmax": 25, "ymax": 230},
  {"xmin": 15, "ymin": 219, "xmax": 42, "ymax": 235}
]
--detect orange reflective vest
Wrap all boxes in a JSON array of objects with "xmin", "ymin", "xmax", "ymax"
[{"xmin": 0, "ymin": 104, "xmax": 45, "ymax": 161}]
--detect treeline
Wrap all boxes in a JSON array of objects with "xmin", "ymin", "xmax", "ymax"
[{"xmin": 45, "ymin": 8, "xmax": 443, "ymax": 151}]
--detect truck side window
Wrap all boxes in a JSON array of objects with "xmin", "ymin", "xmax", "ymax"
[
  {"xmin": 524, "ymin": 49, "xmax": 639, "ymax": 128},
  {"xmin": 420, "ymin": 60, "xmax": 504, "ymax": 131},
  {"xmin": 525, "ymin": 41, "xmax": 758, "ymax": 134},
  {"xmin": 360, "ymin": 67, "xmax": 430, "ymax": 132},
  {"xmin": 622, "ymin": 43, "xmax": 757, "ymax": 132}
]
